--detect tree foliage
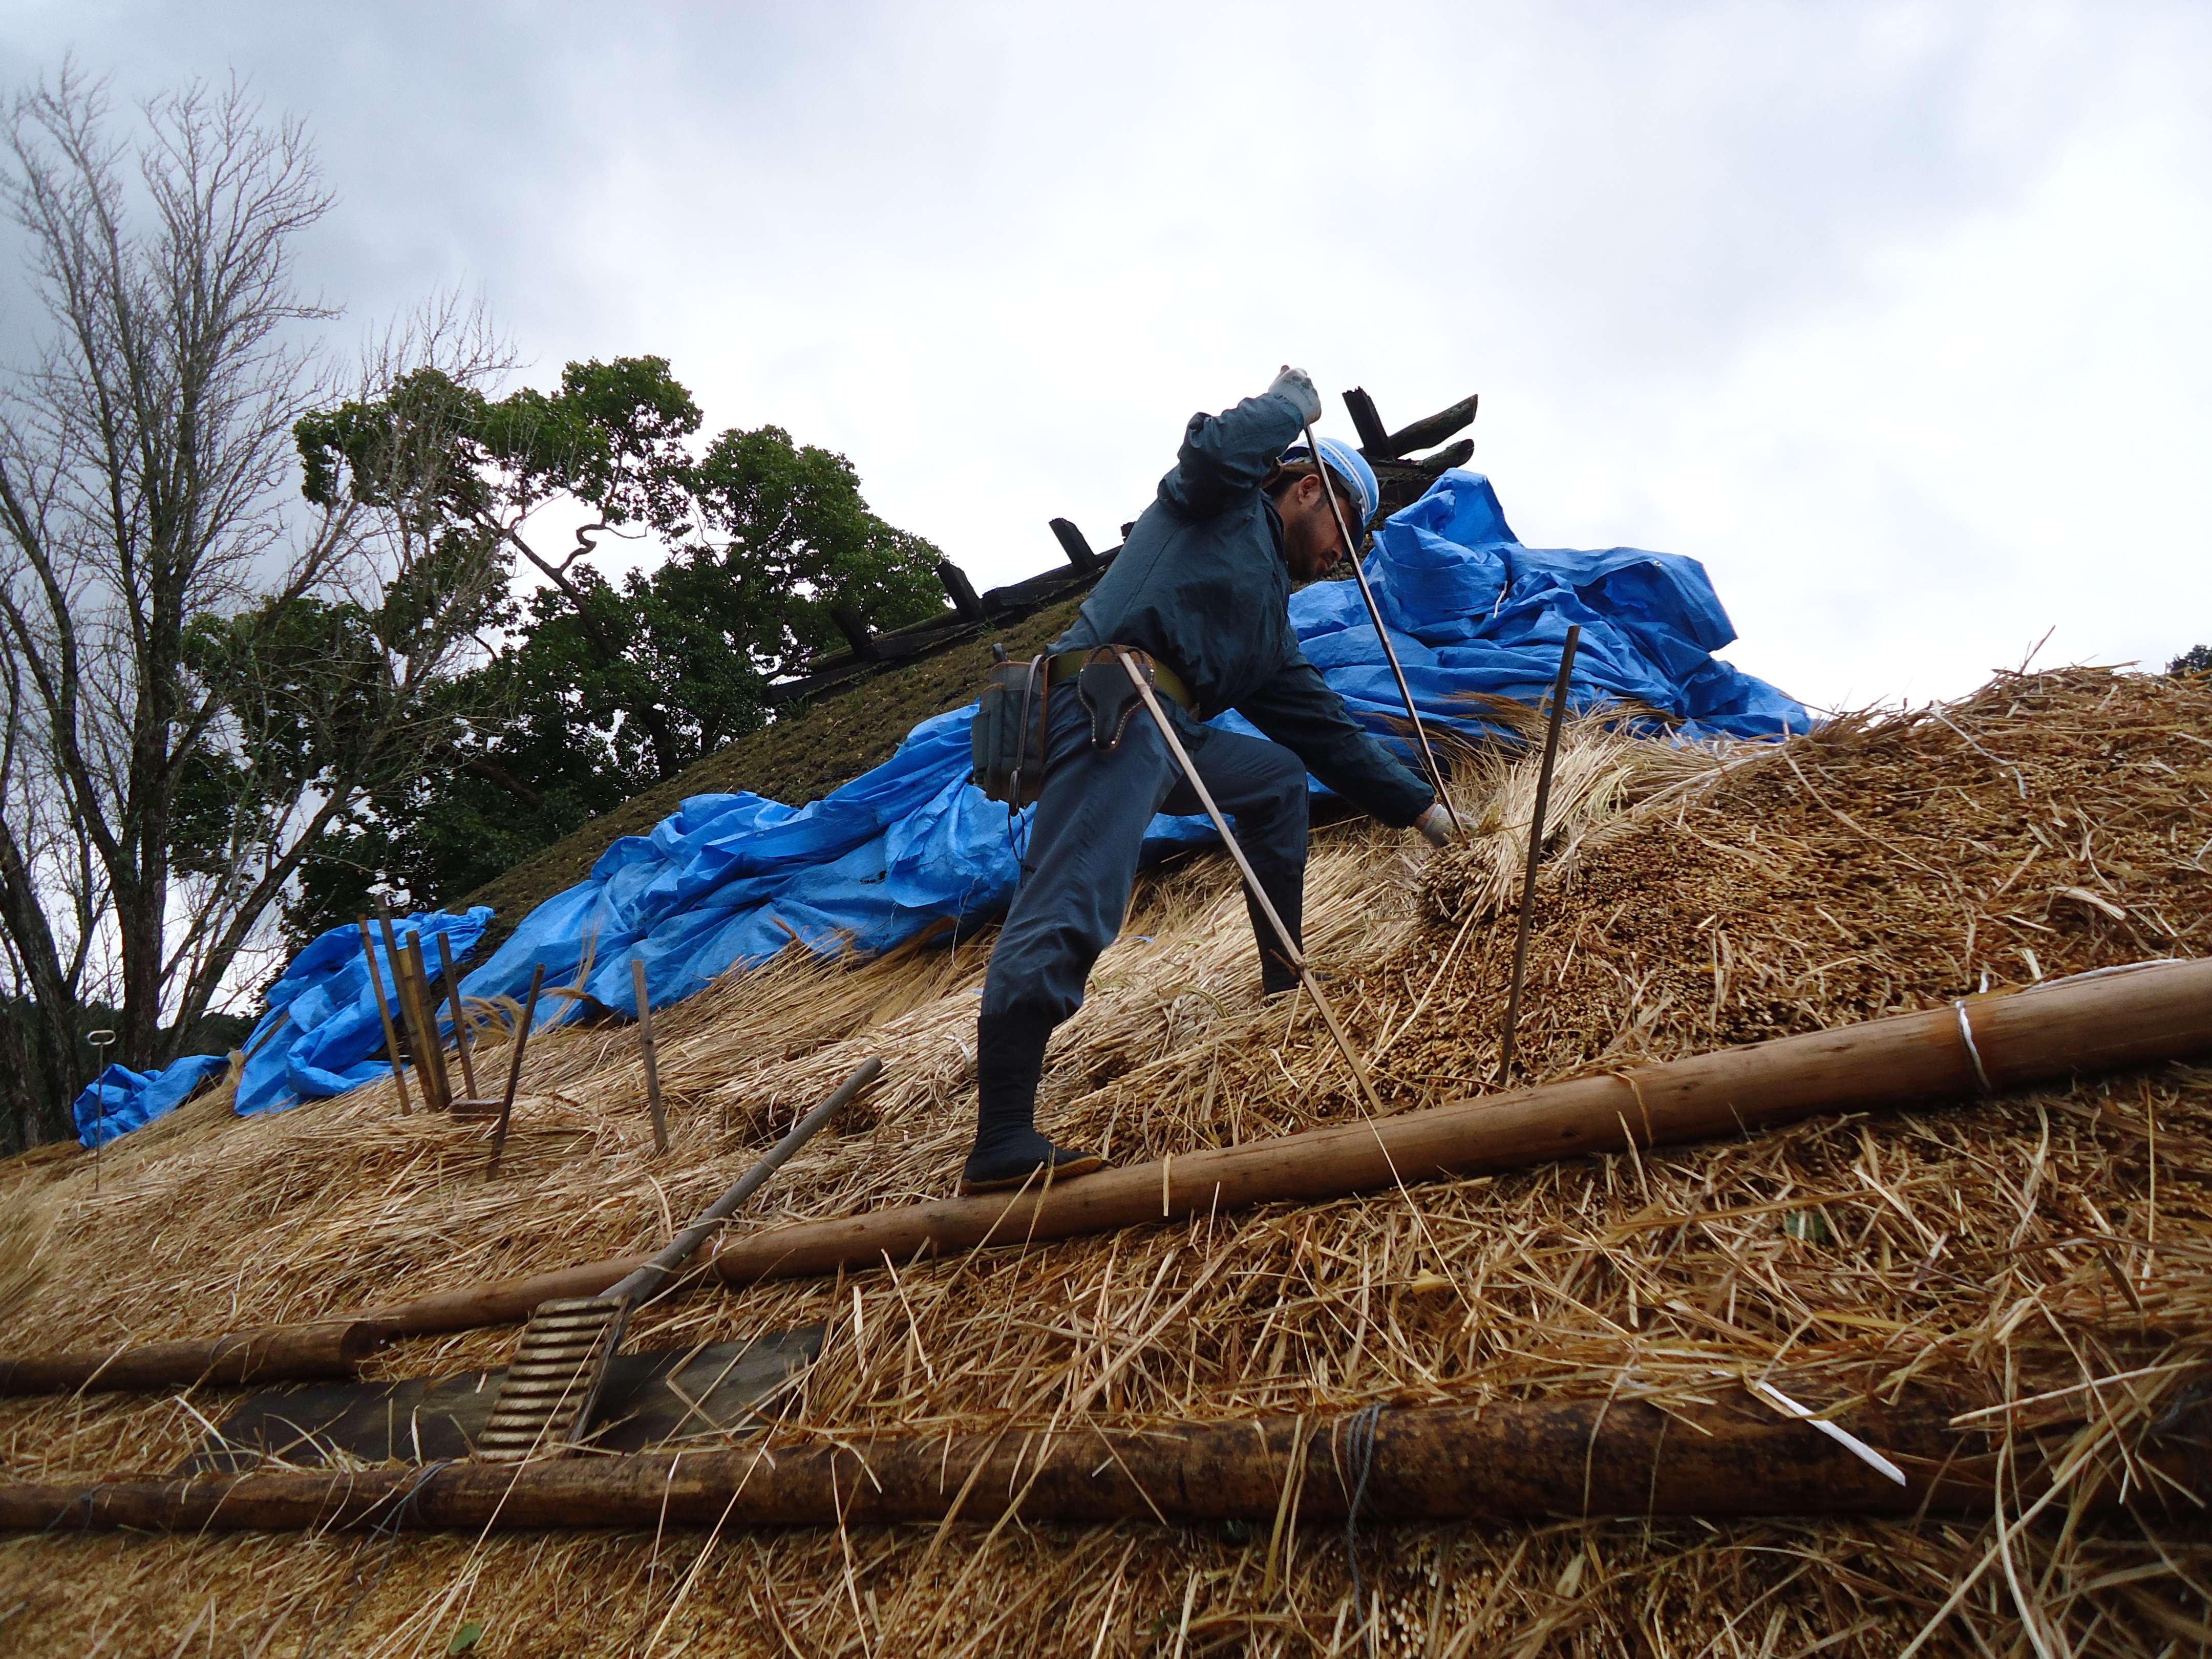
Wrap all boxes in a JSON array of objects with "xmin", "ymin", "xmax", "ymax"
[
  {"xmin": 282, "ymin": 361, "xmax": 950, "ymax": 938},
  {"xmin": 0, "ymin": 70, "xmax": 510, "ymax": 1148}
]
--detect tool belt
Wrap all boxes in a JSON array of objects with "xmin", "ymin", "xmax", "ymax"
[{"xmin": 971, "ymin": 646, "xmax": 1192, "ymax": 806}]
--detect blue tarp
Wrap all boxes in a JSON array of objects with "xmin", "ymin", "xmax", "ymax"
[
  {"xmin": 73, "ymin": 1054, "xmax": 230, "ymax": 1148},
  {"xmin": 233, "ymin": 906, "xmax": 495, "ymax": 1117},
  {"xmin": 78, "ymin": 468, "xmax": 1811, "ymax": 1146},
  {"xmin": 462, "ymin": 470, "xmax": 1809, "ymax": 1023}
]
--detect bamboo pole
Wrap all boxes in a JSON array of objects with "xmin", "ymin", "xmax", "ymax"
[
  {"xmin": 0, "ymin": 1391, "xmax": 2029, "ymax": 1533},
  {"xmin": 633, "ymin": 958, "xmax": 667, "ymax": 1156},
  {"xmin": 356, "ymin": 919, "xmax": 412, "ymax": 1115},
  {"xmin": 0, "ymin": 1321, "xmax": 390, "ymax": 1397},
  {"xmin": 328, "ymin": 954, "xmax": 2212, "ymax": 1337},
  {"xmin": 9, "ymin": 959, "xmax": 2205, "ymax": 1386}
]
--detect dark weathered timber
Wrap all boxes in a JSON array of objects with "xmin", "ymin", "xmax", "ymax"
[
  {"xmin": 0, "ymin": 1321, "xmax": 390, "ymax": 1397},
  {"xmin": 1409, "ymin": 437, "xmax": 1475, "ymax": 474},
  {"xmin": 1049, "ymin": 518, "xmax": 1097, "ymax": 571},
  {"xmin": 828, "ymin": 606, "xmax": 878, "ymax": 661},
  {"xmin": 1342, "ymin": 385, "xmax": 1393, "ymax": 455},
  {"xmin": 937, "ymin": 559, "xmax": 986, "ymax": 623},
  {"xmin": 1381, "ymin": 395, "xmax": 1479, "ymax": 459},
  {"xmin": 0, "ymin": 1392, "xmax": 2034, "ymax": 1534}
]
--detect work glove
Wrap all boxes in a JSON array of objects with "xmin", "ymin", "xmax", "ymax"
[
  {"xmin": 1413, "ymin": 801, "xmax": 1460, "ymax": 847},
  {"xmin": 1269, "ymin": 365, "xmax": 1323, "ymax": 427}
]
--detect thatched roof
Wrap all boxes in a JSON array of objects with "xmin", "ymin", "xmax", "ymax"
[{"xmin": 1, "ymin": 665, "xmax": 2207, "ymax": 1655}]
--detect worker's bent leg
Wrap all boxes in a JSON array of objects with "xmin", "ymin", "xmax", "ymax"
[
  {"xmin": 1163, "ymin": 725, "xmax": 1311, "ymax": 995},
  {"xmin": 970, "ymin": 685, "xmax": 1177, "ymax": 1192}
]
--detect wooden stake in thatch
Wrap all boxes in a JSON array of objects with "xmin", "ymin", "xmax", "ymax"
[
  {"xmin": 401, "ymin": 936, "xmax": 454, "ymax": 1112},
  {"xmin": 487, "ymin": 964, "xmax": 546, "ymax": 1180},
  {"xmin": 355, "ymin": 919, "xmax": 411, "ymax": 1115},
  {"xmin": 374, "ymin": 899, "xmax": 447, "ymax": 1113},
  {"xmin": 435, "ymin": 930, "xmax": 481, "ymax": 1103},
  {"xmin": 632, "ymin": 958, "xmax": 667, "ymax": 1156},
  {"xmin": 1496, "ymin": 622, "xmax": 1581, "ymax": 1086}
]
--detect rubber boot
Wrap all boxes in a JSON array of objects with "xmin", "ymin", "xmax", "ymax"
[
  {"xmin": 1250, "ymin": 863, "xmax": 1307, "ymax": 998},
  {"xmin": 961, "ymin": 1008, "xmax": 1105, "ymax": 1195}
]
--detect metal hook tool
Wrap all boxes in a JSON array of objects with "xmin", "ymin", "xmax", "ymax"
[
  {"xmin": 1300, "ymin": 419, "xmax": 1462, "ymax": 836},
  {"xmin": 1113, "ymin": 649, "xmax": 1386, "ymax": 1115}
]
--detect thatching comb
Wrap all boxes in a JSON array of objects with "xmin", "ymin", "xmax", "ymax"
[{"xmin": 476, "ymin": 1057, "xmax": 882, "ymax": 1463}]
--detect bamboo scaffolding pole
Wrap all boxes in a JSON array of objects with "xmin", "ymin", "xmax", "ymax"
[
  {"xmin": 7, "ymin": 958, "xmax": 2204, "ymax": 1388},
  {"xmin": 0, "ymin": 1391, "xmax": 2040, "ymax": 1534}
]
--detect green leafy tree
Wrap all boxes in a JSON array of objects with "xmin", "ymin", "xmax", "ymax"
[
  {"xmin": 2169, "ymin": 644, "xmax": 2211, "ymax": 676},
  {"xmin": 283, "ymin": 367, "xmax": 951, "ymax": 938}
]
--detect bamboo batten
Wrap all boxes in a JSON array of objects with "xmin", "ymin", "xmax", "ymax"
[
  {"xmin": 343, "ymin": 953, "xmax": 2212, "ymax": 1334},
  {"xmin": 0, "ymin": 1391, "xmax": 2029, "ymax": 1533},
  {"xmin": 4, "ymin": 953, "xmax": 2198, "ymax": 1386}
]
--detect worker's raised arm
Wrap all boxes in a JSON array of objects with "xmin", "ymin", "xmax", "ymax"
[
  {"xmin": 1235, "ymin": 657, "xmax": 1435, "ymax": 827},
  {"xmin": 1157, "ymin": 369, "xmax": 1318, "ymax": 519}
]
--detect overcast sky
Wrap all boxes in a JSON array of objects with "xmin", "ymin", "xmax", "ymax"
[{"xmin": 2, "ymin": 1, "xmax": 2206, "ymax": 711}]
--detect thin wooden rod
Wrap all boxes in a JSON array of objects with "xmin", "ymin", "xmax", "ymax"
[
  {"xmin": 1301, "ymin": 418, "xmax": 1460, "ymax": 834},
  {"xmin": 1496, "ymin": 623, "xmax": 1581, "ymax": 1086},
  {"xmin": 487, "ymin": 965, "xmax": 545, "ymax": 1180},
  {"xmin": 632, "ymin": 958, "xmax": 667, "ymax": 1156},
  {"xmin": 356, "ymin": 919, "xmax": 412, "ymax": 1115},
  {"xmin": 436, "ymin": 931, "xmax": 481, "ymax": 1101}
]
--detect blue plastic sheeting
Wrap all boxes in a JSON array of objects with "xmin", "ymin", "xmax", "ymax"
[
  {"xmin": 464, "ymin": 470, "xmax": 1808, "ymax": 1025},
  {"xmin": 73, "ymin": 1054, "xmax": 230, "ymax": 1149},
  {"xmin": 233, "ymin": 906, "xmax": 495, "ymax": 1118}
]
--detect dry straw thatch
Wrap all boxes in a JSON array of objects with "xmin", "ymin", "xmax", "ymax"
[{"xmin": 1, "ymin": 664, "xmax": 2207, "ymax": 1656}]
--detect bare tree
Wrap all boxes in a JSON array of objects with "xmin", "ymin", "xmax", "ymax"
[{"xmin": 0, "ymin": 68, "xmax": 508, "ymax": 1144}]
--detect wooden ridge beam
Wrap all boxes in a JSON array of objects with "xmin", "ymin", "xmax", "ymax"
[{"xmin": 0, "ymin": 1391, "xmax": 2047, "ymax": 1534}]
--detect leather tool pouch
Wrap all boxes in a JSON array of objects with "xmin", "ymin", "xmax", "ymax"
[
  {"xmin": 971, "ymin": 652, "xmax": 1050, "ymax": 806},
  {"xmin": 1076, "ymin": 646, "xmax": 1150, "ymax": 756}
]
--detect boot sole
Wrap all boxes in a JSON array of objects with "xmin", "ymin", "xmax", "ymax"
[{"xmin": 958, "ymin": 1154, "xmax": 1106, "ymax": 1196}]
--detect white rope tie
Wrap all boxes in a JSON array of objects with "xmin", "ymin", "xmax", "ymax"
[{"xmin": 1954, "ymin": 1001, "xmax": 1993, "ymax": 1094}]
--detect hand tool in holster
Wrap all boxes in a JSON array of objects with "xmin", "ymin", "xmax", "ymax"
[
  {"xmin": 1108, "ymin": 648, "xmax": 1387, "ymax": 1115},
  {"xmin": 474, "ymin": 1057, "xmax": 883, "ymax": 1463},
  {"xmin": 1300, "ymin": 418, "xmax": 1462, "ymax": 837}
]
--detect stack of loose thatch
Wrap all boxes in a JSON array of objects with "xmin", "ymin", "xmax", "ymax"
[{"xmin": 0, "ymin": 664, "xmax": 2206, "ymax": 1656}]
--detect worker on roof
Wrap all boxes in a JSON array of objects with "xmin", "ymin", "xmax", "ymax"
[{"xmin": 963, "ymin": 368, "xmax": 1460, "ymax": 1194}]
